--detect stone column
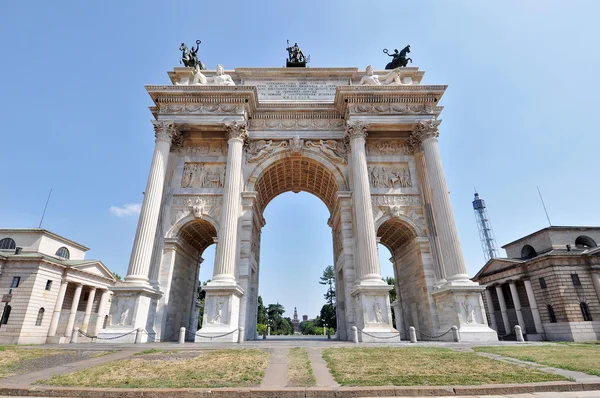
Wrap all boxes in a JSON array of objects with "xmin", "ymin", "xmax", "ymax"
[
  {"xmin": 93, "ymin": 290, "xmax": 110, "ymax": 336},
  {"xmin": 495, "ymin": 285, "xmax": 511, "ymax": 333},
  {"xmin": 125, "ymin": 120, "xmax": 180, "ymax": 284},
  {"xmin": 64, "ymin": 284, "xmax": 83, "ymax": 338},
  {"xmin": 345, "ymin": 121, "xmax": 383, "ymax": 284},
  {"xmin": 212, "ymin": 121, "xmax": 248, "ymax": 284},
  {"xmin": 410, "ymin": 121, "xmax": 468, "ymax": 282},
  {"xmin": 508, "ymin": 281, "xmax": 526, "ymax": 329},
  {"xmin": 591, "ymin": 268, "xmax": 600, "ymax": 304},
  {"xmin": 81, "ymin": 287, "xmax": 96, "ymax": 333},
  {"xmin": 48, "ymin": 280, "xmax": 68, "ymax": 337},
  {"xmin": 483, "ymin": 288, "xmax": 498, "ymax": 331},
  {"xmin": 523, "ymin": 279, "xmax": 544, "ymax": 334}
]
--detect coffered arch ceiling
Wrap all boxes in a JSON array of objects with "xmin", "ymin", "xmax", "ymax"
[
  {"xmin": 377, "ymin": 217, "xmax": 417, "ymax": 254},
  {"xmin": 254, "ymin": 158, "xmax": 340, "ymax": 214},
  {"xmin": 178, "ymin": 219, "xmax": 217, "ymax": 254}
]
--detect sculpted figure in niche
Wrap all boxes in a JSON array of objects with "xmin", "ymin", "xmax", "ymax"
[
  {"xmin": 373, "ymin": 298, "xmax": 384, "ymax": 323},
  {"xmin": 213, "ymin": 298, "xmax": 224, "ymax": 323},
  {"xmin": 246, "ymin": 140, "xmax": 287, "ymax": 163},
  {"xmin": 118, "ymin": 307, "xmax": 129, "ymax": 326},
  {"xmin": 306, "ymin": 139, "xmax": 347, "ymax": 163},
  {"xmin": 461, "ymin": 298, "xmax": 479, "ymax": 324}
]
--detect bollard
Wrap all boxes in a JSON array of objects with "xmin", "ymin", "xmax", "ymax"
[
  {"xmin": 135, "ymin": 328, "xmax": 143, "ymax": 344},
  {"xmin": 351, "ymin": 326, "xmax": 359, "ymax": 344},
  {"xmin": 262, "ymin": 330, "xmax": 267, "ymax": 339},
  {"xmin": 409, "ymin": 326, "xmax": 417, "ymax": 343},
  {"xmin": 238, "ymin": 327, "xmax": 245, "ymax": 343},
  {"xmin": 327, "ymin": 329, "xmax": 331, "ymax": 339},
  {"xmin": 70, "ymin": 327, "xmax": 79, "ymax": 344},
  {"xmin": 451, "ymin": 326, "xmax": 460, "ymax": 342},
  {"xmin": 267, "ymin": 325, "xmax": 271, "ymax": 336},
  {"xmin": 179, "ymin": 327, "xmax": 186, "ymax": 344},
  {"xmin": 514, "ymin": 325, "xmax": 524, "ymax": 342}
]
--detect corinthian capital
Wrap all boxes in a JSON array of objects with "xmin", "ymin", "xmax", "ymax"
[
  {"xmin": 407, "ymin": 120, "xmax": 441, "ymax": 153},
  {"xmin": 152, "ymin": 120, "xmax": 181, "ymax": 147},
  {"xmin": 344, "ymin": 121, "xmax": 369, "ymax": 141},
  {"xmin": 224, "ymin": 121, "xmax": 249, "ymax": 142}
]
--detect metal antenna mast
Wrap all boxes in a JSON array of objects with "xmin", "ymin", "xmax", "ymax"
[{"xmin": 472, "ymin": 191, "xmax": 499, "ymax": 262}]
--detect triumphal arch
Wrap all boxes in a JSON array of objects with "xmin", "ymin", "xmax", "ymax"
[{"xmin": 105, "ymin": 59, "xmax": 498, "ymax": 342}]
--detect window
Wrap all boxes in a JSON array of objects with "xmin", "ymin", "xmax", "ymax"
[
  {"xmin": 547, "ymin": 304, "xmax": 557, "ymax": 323},
  {"xmin": 1, "ymin": 305, "xmax": 11, "ymax": 325},
  {"xmin": 521, "ymin": 245, "xmax": 537, "ymax": 259},
  {"xmin": 575, "ymin": 235, "xmax": 597, "ymax": 249},
  {"xmin": 35, "ymin": 308, "xmax": 45, "ymax": 326},
  {"xmin": 11, "ymin": 277, "xmax": 20, "ymax": 288},
  {"xmin": 45, "ymin": 280, "xmax": 52, "ymax": 291},
  {"xmin": 55, "ymin": 247, "xmax": 70, "ymax": 259},
  {"xmin": 539, "ymin": 277, "xmax": 547, "ymax": 289},
  {"xmin": 0, "ymin": 238, "xmax": 16, "ymax": 250},
  {"xmin": 571, "ymin": 274, "xmax": 581, "ymax": 287},
  {"xmin": 581, "ymin": 302, "xmax": 593, "ymax": 321}
]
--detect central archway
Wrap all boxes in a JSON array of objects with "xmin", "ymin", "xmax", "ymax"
[{"xmin": 243, "ymin": 153, "xmax": 349, "ymax": 339}]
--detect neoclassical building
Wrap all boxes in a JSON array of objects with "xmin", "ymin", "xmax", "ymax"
[
  {"xmin": 105, "ymin": 65, "xmax": 497, "ymax": 342},
  {"xmin": 474, "ymin": 226, "xmax": 600, "ymax": 341},
  {"xmin": 0, "ymin": 229, "xmax": 115, "ymax": 344}
]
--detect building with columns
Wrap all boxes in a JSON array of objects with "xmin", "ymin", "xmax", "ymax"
[
  {"xmin": 0, "ymin": 229, "xmax": 116, "ymax": 344},
  {"xmin": 106, "ymin": 65, "xmax": 497, "ymax": 342},
  {"xmin": 474, "ymin": 226, "xmax": 600, "ymax": 341}
]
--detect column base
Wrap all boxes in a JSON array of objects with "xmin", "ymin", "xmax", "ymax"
[
  {"xmin": 195, "ymin": 283, "xmax": 244, "ymax": 343},
  {"xmin": 351, "ymin": 284, "xmax": 400, "ymax": 343},
  {"xmin": 107, "ymin": 284, "xmax": 162, "ymax": 340},
  {"xmin": 432, "ymin": 283, "xmax": 498, "ymax": 342}
]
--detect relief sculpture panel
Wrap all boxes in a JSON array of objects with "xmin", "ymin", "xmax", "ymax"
[
  {"xmin": 368, "ymin": 165, "xmax": 412, "ymax": 188},
  {"xmin": 184, "ymin": 141, "xmax": 228, "ymax": 157},
  {"xmin": 366, "ymin": 140, "xmax": 409, "ymax": 156},
  {"xmin": 182, "ymin": 163, "xmax": 226, "ymax": 188}
]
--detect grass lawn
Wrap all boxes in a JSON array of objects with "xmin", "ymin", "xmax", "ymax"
[
  {"xmin": 322, "ymin": 347, "xmax": 568, "ymax": 386},
  {"xmin": 42, "ymin": 349, "xmax": 270, "ymax": 388},
  {"xmin": 287, "ymin": 348, "xmax": 315, "ymax": 387},
  {"xmin": 474, "ymin": 344, "xmax": 600, "ymax": 376},
  {"xmin": 0, "ymin": 346, "xmax": 61, "ymax": 378}
]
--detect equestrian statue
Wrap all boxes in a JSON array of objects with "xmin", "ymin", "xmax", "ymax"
[
  {"xmin": 179, "ymin": 40, "xmax": 206, "ymax": 70},
  {"xmin": 383, "ymin": 45, "xmax": 412, "ymax": 69}
]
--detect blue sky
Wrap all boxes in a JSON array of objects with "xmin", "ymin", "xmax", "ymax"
[{"xmin": 1, "ymin": 1, "xmax": 599, "ymax": 319}]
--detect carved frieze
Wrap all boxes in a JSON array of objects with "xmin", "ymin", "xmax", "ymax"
[
  {"xmin": 184, "ymin": 141, "xmax": 228, "ymax": 157},
  {"xmin": 348, "ymin": 103, "xmax": 433, "ymax": 115},
  {"xmin": 371, "ymin": 195, "xmax": 421, "ymax": 207},
  {"xmin": 368, "ymin": 166, "xmax": 412, "ymax": 188},
  {"xmin": 366, "ymin": 140, "xmax": 410, "ymax": 156},
  {"xmin": 305, "ymin": 139, "xmax": 347, "ymax": 164},
  {"xmin": 249, "ymin": 118, "xmax": 344, "ymax": 130},
  {"xmin": 159, "ymin": 103, "xmax": 245, "ymax": 115},
  {"xmin": 181, "ymin": 163, "xmax": 226, "ymax": 188},
  {"xmin": 246, "ymin": 140, "xmax": 288, "ymax": 163}
]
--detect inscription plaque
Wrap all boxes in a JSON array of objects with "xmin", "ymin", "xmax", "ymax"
[{"xmin": 244, "ymin": 79, "xmax": 346, "ymax": 102}]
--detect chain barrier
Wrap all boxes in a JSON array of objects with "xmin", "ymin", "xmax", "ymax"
[
  {"xmin": 358, "ymin": 329, "xmax": 403, "ymax": 340},
  {"xmin": 411, "ymin": 327, "xmax": 454, "ymax": 340},
  {"xmin": 188, "ymin": 328, "xmax": 239, "ymax": 341},
  {"xmin": 141, "ymin": 329, "xmax": 181, "ymax": 343},
  {"xmin": 78, "ymin": 329, "xmax": 137, "ymax": 341}
]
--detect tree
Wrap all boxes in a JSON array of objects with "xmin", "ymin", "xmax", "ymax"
[
  {"xmin": 267, "ymin": 303, "xmax": 285, "ymax": 321},
  {"xmin": 319, "ymin": 265, "xmax": 336, "ymax": 306},
  {"xmin": 385, "ymin": 276, "xmax": 396, "ymax": 328},
  {"xmin": 257, "ymin": 296, "xmax": 268, "ymax": 325},
  {"xmin": 112, "ymin": 272, "xmax": 122, "ymax": 281},
  {"xmin": 318, "ymin": 303, "xmax": 336, "ymax": 330},
  {"xmin": 197, "ymin": 280, "xmax": 211, "ymax": 329}
]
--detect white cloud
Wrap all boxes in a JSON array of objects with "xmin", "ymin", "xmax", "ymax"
[{"xmin": 109, "ymin": 203, "xmax": 142, "ymax": 217}]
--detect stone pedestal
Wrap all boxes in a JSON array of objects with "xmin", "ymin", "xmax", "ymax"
[
  {"xmin": 99, "ymin": 285, "xmax": 161, "ymax": 343},
  {"xmin": 195, "ymin": 284, "xmax": 244, "ymax": 343},
  {"xmin": 432, "ymin": 284, "xmax": 498, "ymax": 342},
  {"xmin": 352, "ymin": 284, "xmax": 400, "ymax": 342}
]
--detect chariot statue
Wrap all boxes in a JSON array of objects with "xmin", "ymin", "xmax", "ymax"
[
  {"xmin": 383, "ymin": 45, "xmax": 412, "ymax": 69},
  {"xmin": 286, "ymin": 40, "xmax": 309, "ymax": 67},
  {"xmin": 179, "ymin": 40, "xmax": 206, "ymax": 70}
]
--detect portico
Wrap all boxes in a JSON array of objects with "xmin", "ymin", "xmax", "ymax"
[{"xmin": 107, "ymin": 65, "xmax": 497, "ymax": 342}]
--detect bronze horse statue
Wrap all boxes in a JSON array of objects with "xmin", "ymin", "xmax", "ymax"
[
  {"xmin": 384, "ymin": 45, "xmax": 412, "ymax": 69},
  {"xmin": 179, "ymin": 40, "xmax": 206, "ymax": 70}
]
